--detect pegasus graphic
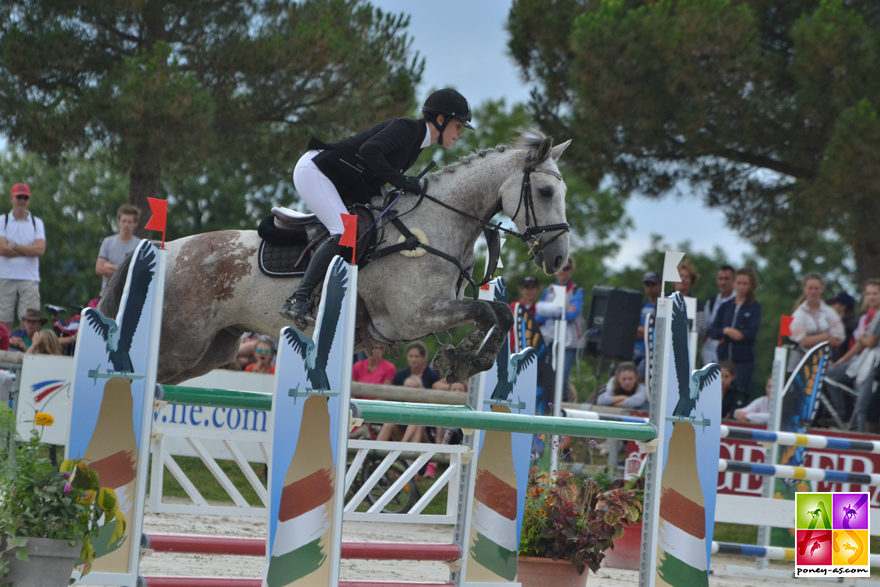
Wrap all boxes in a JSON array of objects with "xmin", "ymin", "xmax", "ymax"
[
  {"xmin": 284, "ymin": 259, "xmax": 348, "ymax": 392},
  {"xmin": 669, "ymin": 293, "xmax": 721, "ymax": 420},
  {"xmin": 85, "ymin": 242, "xmax": 156, "ymax": 374}
]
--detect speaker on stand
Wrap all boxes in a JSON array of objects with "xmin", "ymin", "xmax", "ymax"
[{"xmin": 584, "ymin": 286, "xmax": 644, "ymax": 402}]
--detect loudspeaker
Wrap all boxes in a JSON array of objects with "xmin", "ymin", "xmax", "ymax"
[{"xmin": 585, "ymin": 286, "xmax": 643, "ymax": 361}]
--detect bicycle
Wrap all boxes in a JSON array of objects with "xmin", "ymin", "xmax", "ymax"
[{"xmin": 346, "ymin": 422, "xmax": 421, "ymax": 514}]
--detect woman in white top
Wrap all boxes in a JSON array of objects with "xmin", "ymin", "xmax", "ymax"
[
  {"xmin": 597, "ymin": 362, "xmax": 649, "ymax": 411},
  {"xmin": 788, "ymin": 273, "xmax": 845, "ymax": 371}
]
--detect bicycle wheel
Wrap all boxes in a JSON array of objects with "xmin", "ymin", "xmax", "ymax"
[{"xmin": 363, "ymin": 456, "xmax": 421, "ymax": 514}]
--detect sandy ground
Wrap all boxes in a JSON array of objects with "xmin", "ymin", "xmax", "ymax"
[{"xmin": 78, "ymin": 503, "xmax": 859, "ymax": 586}]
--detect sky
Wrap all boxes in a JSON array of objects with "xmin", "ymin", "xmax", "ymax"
[{"xmin": 372, "ymin": 0, "xmax": 754, "ymax": 270}]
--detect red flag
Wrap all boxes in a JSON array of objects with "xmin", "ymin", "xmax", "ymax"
[
  {"xmin": 144, "ymin": 197, "xmax": 168, "ymax": 248},
  {"xmin": 339, "ymin": 213, "xmax": 357, "ymax": 264},
  {"xmin": 778, "ymin": 315, "xmax": 794, "ymax": 348}
]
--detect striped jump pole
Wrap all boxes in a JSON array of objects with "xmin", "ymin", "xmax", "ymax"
[
  {"xmin": 140, "ymin": 579, "xmax": 454, "ymax": 587},
  {"xmin": 721, "ymin": 425, "xmax": 880, "ymax": 454},
  {"xmin": 718, "ymin": 459, "xmax": 880, "ymax": 486},
  {"xmin": 351, "ymin": 399, "xmax": 658, "ymax": 442},
  {"xmin": 562, "ymin": 407, "xmax": 649, "ymax": 424},
  {"xmin": 143, "ymin": 533, "xmax": 461, "ymax": 562}
]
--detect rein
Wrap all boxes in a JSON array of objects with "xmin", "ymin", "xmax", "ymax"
[{"xmin": 366, "ymin": 155, "xmax": 570, "ymax": 298}]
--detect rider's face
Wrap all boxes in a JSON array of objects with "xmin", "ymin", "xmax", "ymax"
[{"xmin": 437, "ymin": 116, "xmax": 465, "ymax": 148}]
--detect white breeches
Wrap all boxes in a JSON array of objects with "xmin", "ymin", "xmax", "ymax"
[{"xmin": 292, "ymin": 150, "xmax": 347, "ymax": 236}]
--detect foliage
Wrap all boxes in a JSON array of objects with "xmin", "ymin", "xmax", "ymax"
[
  {"xmin": 0, "ymin": 407, "xmax": 125, "ymax": 579},
  {"xmin": 519, "ymin": 467, "xmax": 642, "ymax": 575},
  {"xmin": 0, "ymin": 0, "xmax": 424, "ymax": 225},
  {"xmin": 507, "ymin": 0, "xmax": 880, "ymax": 283}
]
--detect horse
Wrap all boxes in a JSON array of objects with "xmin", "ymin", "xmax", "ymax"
[{"xmin": 100, "ymin": 130, "xmax": 572, "ymax": 385}]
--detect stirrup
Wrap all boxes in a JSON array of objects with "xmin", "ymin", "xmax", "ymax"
[{"xmin": 280, "ymin": 296, "xmax": 315, "ymax": 329}]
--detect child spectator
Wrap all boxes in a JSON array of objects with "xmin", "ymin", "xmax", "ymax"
[
  {"xmin": 596, "ymin": 362, "xmax": 649, "ymax": 410},
  {"xmin": 734, "ymin": 377, "xmax": 773, "ymax": 424},
  {"xmin": 24, "ymin": 330, "xmax": 63, "ymax": 355},
  {"xmin": 718, "ymin": 359, "xmax": 749, "ymax": 419},
  {"xmin": 8, "ymin": 308, "xmax": 46, "ymax": 352},
  {"xmin": 244, "ymin": 338, "xmax": 275, "ymax": 374},
  {"xmin": 95, "ymin": 205, "xmax": 141, "ymax": 297}
]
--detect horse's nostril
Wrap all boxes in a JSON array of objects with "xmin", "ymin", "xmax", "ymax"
[{"xmin": 554, "ymin": 256, "xmax": 563, "ymax": 270}]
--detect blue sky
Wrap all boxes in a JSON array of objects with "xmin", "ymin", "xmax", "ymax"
[{"xmin": 372, "ymin": 0, "xmax": 754, "ymax": 270}]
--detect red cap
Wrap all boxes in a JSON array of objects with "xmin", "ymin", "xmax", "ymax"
[{"xmin": 10, "ymin": 183, "xmax": 30, "ymax": 197}]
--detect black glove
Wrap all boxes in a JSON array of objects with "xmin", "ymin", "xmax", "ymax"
[{"xmin": 402, "ymin": 176, "xmax": 423, "ymax": 194}]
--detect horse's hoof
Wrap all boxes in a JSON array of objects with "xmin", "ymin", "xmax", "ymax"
[{"xmin": 430, "ymin": 345, "xmax": 455, "ymax": 370}]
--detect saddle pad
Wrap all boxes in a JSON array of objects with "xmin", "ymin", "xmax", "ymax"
[{"xmin": 259, "ymin": 240, "xmax": 309, "ymax": 277}]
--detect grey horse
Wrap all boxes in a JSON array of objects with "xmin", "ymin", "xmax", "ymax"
[{"xmin": 100, "ymin": 130, "xmax": 571, "ymax": 385}]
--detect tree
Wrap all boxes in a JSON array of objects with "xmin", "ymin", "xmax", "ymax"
[
  {"xmin": 507, "ymin": 0, "xmax": 880, "ymax": 284},
  {"xmin": 0, "ymin": 0, "xmax": 423, "ymax": 233}
]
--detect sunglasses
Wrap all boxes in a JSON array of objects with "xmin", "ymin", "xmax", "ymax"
[
  {"xmin": 561, "ymin": 265, "xmax": 572, "ymax": 271},
  {"xmin": 13, "ymin": 195, "xmax": 29, "ymax": 201},
  {"xmin": 255, "ymin": 348, "xmax": 272, "ymax": 355}
]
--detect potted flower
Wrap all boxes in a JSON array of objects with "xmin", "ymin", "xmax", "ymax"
[
  {"xmin": 0, "ymin": 406, "xmax": 126, "ymax": 586},
  {"xmin": 518, "ymin": 467, "xmax": 641, "ymax": 586},
  {"xmin": 599, "ymin": 476, "xmax": 645, "ymax": 571}
]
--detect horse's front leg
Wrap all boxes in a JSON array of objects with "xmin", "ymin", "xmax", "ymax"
[{"xmin": 423, "ymin": 298, "xmax": 513, "ymax": 383}]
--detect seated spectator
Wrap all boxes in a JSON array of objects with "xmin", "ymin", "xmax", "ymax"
[
  {"xmin": 827, "ymin": 291, "xmax": 858, "ymax": 362},
  {"xmin": 0, "ymin": 323, "xmax": 8, "ymax": 351},
  {"xmin": 439, "ymin": 380, "xmax": 468, "ymax": 447},
  {"xmin": 352, "ymin": 343, "xmax": 395, "ymax": 396},
  {"xmin": 244, "ymin": 338, "xmax": 275, "ymax": 374},
  {"xmin": 718, "ymin": 360, "xmax": 749, "ymax": 419},
  {"xmin": 634, "ymin": 271, "xmax": 661, "ymax": 381},
  {"xmin": 823, "ymin": 279, "xmax": 880, "ymax": 432},
  {"xmin": 236, "ymin": 332, "xmax": 261, "ymax": 370},
  {"xmin": 673, "ymin": 259, "xmax": 707, "ymax": 340},
  {"xmin": 596, "ymin": 362, "xmax": 649, "ymax": 410},
  {"xmin": 9, "ymin": 308, "xmax": 46, "ymax": 352},
  {"xmin": 24, "ymin": 330, "xmax": 63, "ymax": 355},
  {"xmin": 393, "ymin": 341, "xmax": 441, "ymax": 389},
  {"xmin": 710, "ymin": 268, "xmax": 762, "ymax": 394},
  {"xmin": 376, "ymin": 377, "xmax": 434, "ymax": 443},
  {"xmin": 787, "ymin": 273, "xmax": 844, "ymax": 371},
  {"xmin": 734, "ymin": 376, "xmax": 773, "ymax": 424}
]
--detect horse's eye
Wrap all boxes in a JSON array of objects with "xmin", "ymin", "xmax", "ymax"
[{"xmin": 538, "ymin": 186, "xmax": 554, "ymax": 198}]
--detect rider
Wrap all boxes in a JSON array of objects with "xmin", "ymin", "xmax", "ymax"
[{"xmin": 281, "ymin": 88, "xmax": 474, "ymax": 328}]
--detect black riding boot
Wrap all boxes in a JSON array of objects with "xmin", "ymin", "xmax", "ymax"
[{"xmin": 280, "ymin": 234, "xmax": 345, "ymax": 329}]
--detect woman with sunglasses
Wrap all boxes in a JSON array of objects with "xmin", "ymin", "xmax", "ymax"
[{"xmin": 245, "ymin": 338, "xmax": 276, "ymax": 375}]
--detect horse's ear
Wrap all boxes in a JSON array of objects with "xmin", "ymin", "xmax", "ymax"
[
  {"xmin": 551, "ymin": 139, "xmax": 572, "ymax": 161},
  {"xmin": 536, "ymin": 137, "xmax": 553, "ymax": 162}
]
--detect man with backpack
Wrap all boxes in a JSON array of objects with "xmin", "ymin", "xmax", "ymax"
[{"xmin": 0, "ymin": 183, "xmax": 45, "ymax": 331}]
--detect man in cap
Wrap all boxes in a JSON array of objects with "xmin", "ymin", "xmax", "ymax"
[
  {"xmin": 0, "ymin": 183, "xmax": 46, "ymax": 331},
  {"xmin": 633, "ymin": 271, "xmax": 662, "ymax": 381}
]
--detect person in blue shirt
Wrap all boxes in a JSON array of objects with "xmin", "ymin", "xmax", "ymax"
[
  {"xmin": 535, "ymin": 257, "xmax": 585, "ymax": 401},
  {"xmin": 710, "ymin": 268, "xmax": 762, "ymax": 395},
  {"xmin": 633, "ymin": 271, "xmax": 661, "ymax": 382}
]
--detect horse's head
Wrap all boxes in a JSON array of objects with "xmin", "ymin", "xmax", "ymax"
[{"xmin": 500, "ymin": 131, "xmax": 572, "ymax": 275}]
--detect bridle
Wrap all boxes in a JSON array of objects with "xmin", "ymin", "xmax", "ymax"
[
  {"xmin": 420, "ymin": 153, "xmax": 570, "ymax": 259},
  {"xmin": 364, "ymin": 152, "xmax": 570, "ymax": 298}
]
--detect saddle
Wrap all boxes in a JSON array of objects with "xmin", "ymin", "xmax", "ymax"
[{"xmin": 257, "ymin": 205, "xmax": 377, "ymax": 277}]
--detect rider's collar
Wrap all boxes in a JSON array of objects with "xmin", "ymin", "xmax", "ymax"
[{"xmin": 421, "ymin": 123, "xmax": 432, "ymax": 149}]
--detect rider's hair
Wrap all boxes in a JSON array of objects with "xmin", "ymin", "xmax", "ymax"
[{"xmin": 406, "ymin": 341, "xmax": 427, "ymax": 358}]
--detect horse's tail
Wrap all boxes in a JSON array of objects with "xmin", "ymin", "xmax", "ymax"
[{"xmin": 97, "ymin": 253, "xmax": 132, "ymax": 319}]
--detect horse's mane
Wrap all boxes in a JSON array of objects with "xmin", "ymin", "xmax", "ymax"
[{"xmin": 432, "ymin": 128, "xmax": 548, "ymax": 177}]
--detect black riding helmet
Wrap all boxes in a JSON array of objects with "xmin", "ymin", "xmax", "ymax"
[{"xmin": 422, "ymin": 88, "xmax": 475, "ymax": 146}]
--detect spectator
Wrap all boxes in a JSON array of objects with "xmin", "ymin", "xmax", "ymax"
[
  {"xmin": 827, "ymin": 291, "xmax": 858, "ymax": 362},
  {"xmin": 734, "ymin": 376, "xmax": 773, "ymax": 424},
  {"xmin": 236, "ymin": 332, "xmax": 261, "ymax": 370},
  {"xmin": 0, "ymin": 183, "xmax": 46, "ymax": 331},
  {"xmin": 596, "ymin": 362, "xmax": 649, "ymax": 410},
  {"xmin": 511, "ymin": 276, "xmax": 541, "ymax": 316},
  {"xmin": 9, "ymin": 308, "xmax": 46, "ymax": 352},
  {"xmin": 392, "ymin": 341, "xmax": 441, "ymax": 388},
  {"xmin": 96, "ymin": 205, "xmax": 142, "ymax": 297},
  {"xmin": 787, "ymin": 273, "xmax": 844, "ymax": 371},
  {"xmin": 535, "ymin": 257, "xmax": 585, "ymax": 399},
  {"xmin": 0, "ymin": 324, "xmax": 8, "ymax": 351},
  {"xmin": 672, "ymin": 259, "xmax": 707, "ymax": 340},
  {"xmin": 823, "ymin": 279, "xmax": 880, "ymax": 432},
  {"xmin": 24, "ymin": 330, "xmax": 63, "ymax": 355},
  {"xmin": 633, "ymin": 271, "xmax": 661, "ymax": 381},
  {"xmin": 352, "ymin": 343, "xmax": 396, "ymax": 395},
  {"xmin": 702, "ymin": 265, "xmax": 736, "ymax": 365},
  {"xmin": 710, "ymin": 268, "xmax": 762, "ymax": 394},
  {"xmin": 718, "ymin": 360, "xmax": 749, "ymax": 419},
  {"xmin": 244, "ymin": 338, "xmax": 275, "ymax": 374}
]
